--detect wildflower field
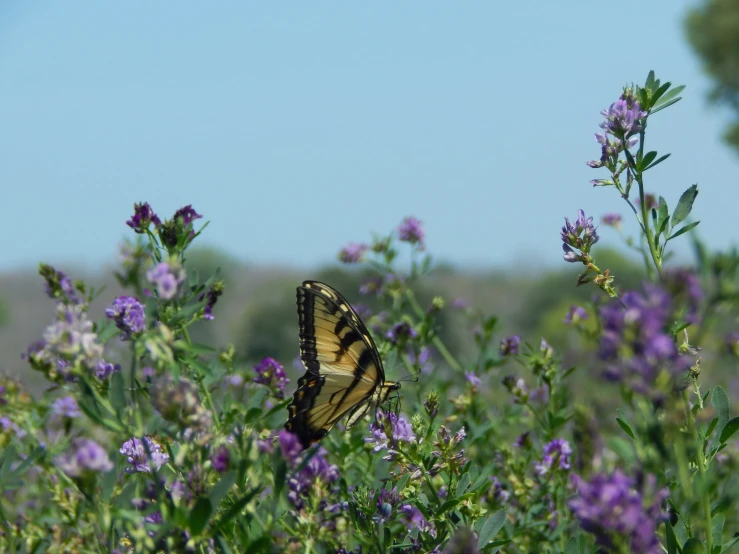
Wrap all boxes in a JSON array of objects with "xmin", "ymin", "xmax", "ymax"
[{"xmin": 1, "ymin": 72, "xmax": 738, "ymax": 553}]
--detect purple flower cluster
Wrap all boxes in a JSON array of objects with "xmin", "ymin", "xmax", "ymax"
[
  {"xmin": 365, "ymin": 410, "xmax": 417, "ymax": 460},
  {"xmin": 598, "ymin": 285, "xmax": 693, "ymax": 396},
  {"xmin": 211, "ymin": 445, "xmax": 230, "ymax": 473},
  {"xmin": 52, "ymin": 396, "xmax": 81, "ymax": 418},
  {"xmin": 0, "ymin": 416, "xmax": 26, "ymax": 438},
  {"xmin": 397, "ymin": 216, "xmax": 425, "ymax": 248},
  {"xmin": 601, "ymin": 213, "xmax": 622, "ymax": 227},
  {"xmin": 488, "ymin": 476, "xmax": 510, "ymax": 504},
  {"xmin": 465, "ymin": 371, "xmax": 482, "ymax": 388},
  {"xmin": 564, "ymin": 305, "xmax": 588, "ymax": 325},
  {"xmin": 665, "ymin": 268, "xmax": 704, "ymax": 325},
  {"xmin": 561, "ymin": 209, "xmax": 599, "ymax": 263},
  {"xmin": 499, "ymin": 335, "xmax": 520, "ymax": 356},
  {"xmin": 374, "ymin": 488, "xmax": 401, "ymax": 524},
  {"xmin": 95, "ymin": 359, "xmax": 121, "ymax": 380},
  {"xmin": 253, "ymin": 357, "xmax": 289, "ymax": 398},
  {"xmin": 41, "ymin": 265, "xmax": 81, "ymax": 305},
  {"xmin": 105, "ymin": 295, "xmax": 146, "ymax": 339},
  {"xmin": 400, "ymin": 504, "xmax": 434, "ymax": 535},
  {"xmin": 569, "ymin": 470, "xmax": 668, "ymax": 554},
  {"xmin": 126, "ymin": 202, "xmax": 161, "ymax": 233},
  {"xmin": 338, "ymin": 242, "xmax": 368, "ymax": 264},
  {"xmin": 40, "ymin": 303, "xmax": 104, "ymax": 371},
  {"xmin": 589, "ymin": 90, "xmax": 646, "ymax": 168},
  {"xmin": 146, "ymin": 262, "xmax": 186, "ymax": 300},
  {"xmin": 386, "ymin": 321, "xmax": 418, "ymax": 345},
  {"xmin": 120, "ymin": 436, "xmax": 170, "ymax": 473},
  {"xmin": 199, "ymin": 284, "xmax": 223, "ymax": 320},
  {"xmin": 535, "ymin": 438, "xmax": 572, "ymax": 476},
  {"xmin": 408, "ymin": 346, "xmax": 433, "ymax": 374},
  {"xmin": 57, "ymin": 438, "xmax": 113, "ymax": 477},
  {"xmin": 278, "ymin": 431, "xmax": 340, "ymax": 510},
  {"xmin": 173, "ymin": 204, "xmax": 202, "ymax": 227}
]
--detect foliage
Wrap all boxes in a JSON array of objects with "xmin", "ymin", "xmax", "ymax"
[
  {"xmin": 685, "ymin": 0, "xmax": 739, "ymax": 153},
  {"xmin": 1, "ymin": 74, "xmax": 739, "ymax": 554}
]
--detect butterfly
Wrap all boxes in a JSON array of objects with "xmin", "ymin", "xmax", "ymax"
[{"xmin": 285, "ymin": 280, "xmax": 400, "ymax": 449}]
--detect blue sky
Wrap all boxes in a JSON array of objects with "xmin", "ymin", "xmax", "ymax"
[{"xmin": 2, "ymin": 1, "xmax": 737, "ymax": 273}]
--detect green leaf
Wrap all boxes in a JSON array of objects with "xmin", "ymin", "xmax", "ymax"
[
  {"xmin": 469, "ymin": 463, "xmax": 495, "ymax": 493},
  {"xmin": 658, "ymin": 196, "xmax": 670, "ymax": 237},
  {"xmin": 665, "ymin": 520, "xmax": 679, "ymax": 554},
  {"xmin": 616, "ymin": 417, "xmax": 636, "ymax": 440},
  {"xmin": 9, "ymin": 446, "xmax": 45, "ymax": 479},
  {"xmin": 188, "ymin": 497, "xmax": 213, "ymax": 536},
  {"xmin": 101, "ymin": 466, "xmax": 118, "ymax": 503},
  {"xmin": 683, "ymin": 538, "xmax": 705, "ymax": 554},
  {"xmin": 668, "ymin": 221, "xmax": 700, "ymax": 242},
  {"xmin": 711, "ymin": 386, "xmax": 730, "ymax": 443},
  {"xmin": 705, "ymin": 417, "xmax": 718, "ymax": 438},
  {"xmin": 110, "ymin": 370, "xmax": 127, "ymax": 416},
  {"xmin": 209, "ymin": 471, "xmax": 237, "ymax": 508},
  {"xmin": 456, "ymin": 472, "xmax": 471, "ymax": 495},
  {"xmin": 189, "ymin": 269, "xmax": 200, "ymax": 289},
  {"xmin": 396, "ymin": 473, "xmax": 410, "ymax": 493},
  {"xmin": 477, "ymin": 509, "xmax": 507, "ymax": 550},
  {"xmin": 645, "ymin": 153, "xmax": 671, "ymax": 170},
  {"xmin": 606, "ymin": 436, "xmax": 635, "ymax": 463},
  {"xmin": 641, "ymin": 150, "xmax": 658, "ymax": 169},
  {"xmin": 212, "ymin": 488, "xmax": 260, "ymax": 532},
  {"xmin": 671, "ymin": 184, "xmax": 699, "ymax": 227},
  {"xmin": 719, "ymin": 417, "xmax": 739, "ymax": 444},
  {"xmin": 0, "ymin": 444, "xmax": 17, "ymax": 481},
  {"xmin": 712, "ymin": 514, "xmax": 725, "ymax": 552},
  {"xmin": 564, "ymin": 534, "xmax": 586, "ymax": 554},
  {"xmin": 653, "ymin": 85, "xmax": 686, "ymax": 111}
]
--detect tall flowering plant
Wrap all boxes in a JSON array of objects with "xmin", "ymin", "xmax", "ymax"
[{"xmin": 1, "ymin": 71, "xmax": 738, "ymax": 554}]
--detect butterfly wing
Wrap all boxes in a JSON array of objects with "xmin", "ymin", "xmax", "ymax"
[{"xmin": 285, "ymin": 280, "xmax": 388, "ymax": 448}]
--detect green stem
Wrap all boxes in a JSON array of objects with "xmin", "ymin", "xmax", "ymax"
[
  {"xmin": 404, "ymin": 289, "xmax": 464, "ymax": 374},
  {"xmin": 682, "ymin": 390, "xmax": 712, "ymax": 552},
  {"xmin": 635, "ymin": 173, "xmax": 665, "ymax": 282}
]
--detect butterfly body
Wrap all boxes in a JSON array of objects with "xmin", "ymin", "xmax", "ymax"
[{"xmin": 285, "ymin": 280, "xmax": 399, "ymax": 448}]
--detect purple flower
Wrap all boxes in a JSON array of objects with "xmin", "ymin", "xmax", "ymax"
[
  {"xmin": 120, "ymin": 437, "xmax": 169, "ymax": 473},
  {"xmin": 146, "ymin": 262, "xmax": 185, "ymax": 300},
  {"xmin": 365, "ymin": 410, "xmax": 416, "ymax": 459},
  {"xmin": 211, "ymin": 445, "xmax": 230, "ymax": 473},
  {"xmin": 52, "ymin": 396, "xmax": 81, "ymax": 418},
  {"xmin": 42, "ymin": 304, "xmax": 104, "ymax": 370},
  {"xmin": 599, "ymin": 91, "xmax": 647, "ymax": 138},
  {"xmin": 601, "ymin": 213, "xmax": 622, "ymax": 227},
  {"xmin": 400, "ymin": 504, "xmax": 434, "ymax": 535},
  {"xmin": 286, "ymin": 446, "xmax": 339, "ymax": 509},
  {"xmin": 105, "ymin": 296, "xmax": 146, "ymax": 339},
  {"xmin": 199, "ymin": 284, "xmax": 223, "ymax": 320},
  {"xmin": 95, "ymin": 359, "xmax": 121, "ymax": 380},
  {"xmin": 569, "ymin": 470, "xmax": 668, "ymax": 554},
  {"xmin": 278, "ymin": 430, "xmax": 304, "ymax": 465},
  {"xmin": 397, "ymin": 216, "xmax": 425, "ymax": 248},
  {"xmin": 40, "ymin": 265, "xmax": 81, "ymax": 305},
  {"xmin": 665, "ymin": 268, "xmax": 704, "ymax": 325},
  {"xmin": 386, "ymin": 322, "xmax": 418, "ymax": 345},
  {"xmin": 451, "ymin": 298, "xmax": 468, "ymax": 310},
  {"xmin": 338, "ymin": 242, "xmax": 368, "ymax": 264},
  {"xmin": 499, "ymin": 335, "xmax": 520, "ymax": 356},
  {"xmin": 374, "ymin": 488, "xmax": 401, "ymax": 524},
  {"xmin": 126, "ymin": 202, "xmax": 161, "ymax": 233},
  {"xmin": 253, "ymin": 357, "xmax": 289, "ymax": 398},
  {"xmin": 465, "ymin": 371, "xmax": 481, "ymax": 388},
  {"xmin": 561, "ymin": 209, "xmax": 599, "ymax": 263},
  {"xmin": 173, "ymin": 205, "xmax": 202, "ymax": 227},
  {"xmin": 488, "ymin": 476, "xmax": 510, "ymax": 504},
  {"xmin": 564, "ymin": 305, "xmax": 588, "ymax": 325},
  {"xmin": 408, "ymin": 346, "xmax": 433, "ymax": 374},
  {"xmin": 0, "ymin": 416, "xmax": 26, "ymax": 438},
  {"xmin": 598, "ymin": 284, "xmax": 693, "ymax": 396},
  {"xmin": 726, "ymin": 333, "xmax": 739, "ymax": 356},
  {"xmin": 57, "ymin": 439, "xmax": 113, "ymax": 477},
  {"xmin": 502, "ymin": 376, "xmax": 529, "ymax": 403},
  {"xmin": 535, "ymin": 438, "xmax": 572, "ymax": 475}
]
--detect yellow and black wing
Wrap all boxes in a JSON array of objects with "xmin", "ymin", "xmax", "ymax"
[{"xmin": 285, "ymin": 280, "xmax": 396, "ymax": 448}]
